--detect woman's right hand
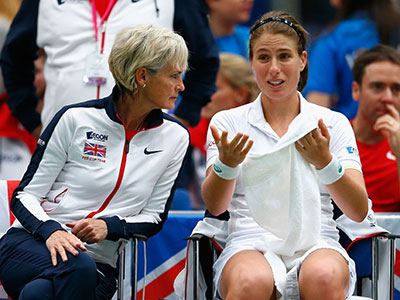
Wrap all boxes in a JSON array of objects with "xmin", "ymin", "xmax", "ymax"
[
  {"xmin": 210, "ymin": 125, "xmax": 253, "ymax": 167},
  {"xmin": 45, "ymin": 230, "xmax": 87, "ymax": 266}
]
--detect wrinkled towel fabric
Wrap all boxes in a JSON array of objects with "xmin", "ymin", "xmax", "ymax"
[{"xmin": 242, "ymin": 98, "xmax": 323, "ymax": 256}]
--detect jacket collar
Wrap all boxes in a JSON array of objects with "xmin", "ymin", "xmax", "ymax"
[{"xmin": 103, "ymin": 86, "xmax": 164, "ymax": 130}]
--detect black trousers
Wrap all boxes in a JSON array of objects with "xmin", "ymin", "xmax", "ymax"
[{"xmin": 0, "ymin": 228, "xmax": 117, "ymax": 300}]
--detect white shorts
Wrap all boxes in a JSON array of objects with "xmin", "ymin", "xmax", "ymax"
[{"xmin": 214, "ymin": 228, "xmax": 356, "ymax": 299}]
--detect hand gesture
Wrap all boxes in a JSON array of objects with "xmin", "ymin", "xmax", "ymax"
[
  {"xmin": 374, "ymin": 104, "xmax": 400, "ymax": 157},
  {"xmin": 66, "ymin": 218, "xmax": 108, "ymax": 244},
  {"xmin": 46, "ymin": 230, "xmax": 87, "ymax": 266},
  {"xmin": 210, "ymin": 124, "xmax": 253, "ymax": 167},
  {"xmin": 295, "ymin": 119, "xmax": 332, "ymax": 169}
]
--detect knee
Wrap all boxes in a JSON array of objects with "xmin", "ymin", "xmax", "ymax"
[
  {"xmin": 67, "ymin": 252, "xmax": 97, "ymax": 283},
  {"xmin": 19, "ymin": 278, "xmax": 53, "ymax": 300},
  {"xmin": 224, "ymin": 269, "xmax": 275, "ymax": 300},
  {"xmin": 299, "ymin": 264, "xmax": 345, "ymax": 300}
]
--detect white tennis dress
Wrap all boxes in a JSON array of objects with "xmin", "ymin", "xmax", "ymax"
[{"xmin": 206, "ymin": 92, "xmax": 362, "ymax": 299}]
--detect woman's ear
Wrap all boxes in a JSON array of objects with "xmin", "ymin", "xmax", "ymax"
[
  {"xmin": 136, "ymin": 67, "xmax": 147, "ymax": 87},
  {"xmin": 300, "ymin": 51, "xmax": 307, "ymax": 72}
]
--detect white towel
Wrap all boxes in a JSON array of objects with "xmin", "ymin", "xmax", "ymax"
[{"xmin": 242, "ymin": 98, "xmax": 322, "ymax": 256}]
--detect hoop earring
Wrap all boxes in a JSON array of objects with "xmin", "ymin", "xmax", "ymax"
[{"xmin": 142, "ymin": 84, "xmax": 147, "ymax": 88}]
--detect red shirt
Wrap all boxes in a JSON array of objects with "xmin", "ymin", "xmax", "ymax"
[
  {"xmin": 356, "ymin": 138, "xmax": 400, "ymax": 212},
  {"xmin": 0, "ymin": 93, "xmax": 37, "ymax": 154},
  {"xmin": 188, "ymin": 117, "xmax": 210, "ymax": 155}
]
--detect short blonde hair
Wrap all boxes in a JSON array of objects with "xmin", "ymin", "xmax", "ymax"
[
  {"xmin": 108, "ymin": 25, "xmax": 189, "ymax": 95},
  {"xmin": 219, "ymin": 53, "xmax": 259, "ymax": 102}
]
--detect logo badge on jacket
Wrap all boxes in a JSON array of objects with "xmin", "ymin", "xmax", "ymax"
[
  {"xmin": 346, "ymin": 146, "xmax": 359, "ymax": 156},
  {"xmin": 82, "ymin": 142, "xmax": 107, "ymax": 163},
  {"xmin": 144, "ymin": 147, "xmax": 163, "ymax": 155},
  {"xmin": 57, "ymin": 0, "xmax": 86, "ymax": 4},
  {"xmin": 86, "ymin": 131, "xmax": 108, "ymax": 142}
]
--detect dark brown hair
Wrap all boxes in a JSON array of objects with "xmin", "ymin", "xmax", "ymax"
[
  {"xmin": 249, "ymin": 11, "xmax": 310, "ymax": 91},
  {"xmin": 352, "ymin": 44, "xmax": 400, "ymax": 85}
]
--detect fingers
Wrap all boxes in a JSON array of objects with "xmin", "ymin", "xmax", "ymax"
[
  {"xmin": 386, "ymin": 103, "xmax": 400, "ymax": 119},
  {"xmin": 46, "ymin": 230, "xmax": 87, "ymax": 266},
  {"xmin": 235, "ymin": 134, "xmax": 250, "ymax": 153},
  {"xmin": 210, "ymin": 124, "xmax": 253, "ymax": 167},
  {"xmin": 65, "ymin": 222, "xmax": 76, "ymax": 228},
  {"xmin": 48, "ymin": 238, "xmax": 76, "ymax": 266},
  {"xmin": 242, "ymin": 139, "xmax": 254, "ymax": 156},
  {"xmin": 68, "ymin": 219, "xmax": 108, "ymax": 244},
  {"xmin": 318, "ymin": 119, "xmax": 330, "ymax": 140},
  {"xmin": 295, "ymin": 140, "xmax": 305, "ymax": 152},
  {"xmin": 210, "ymin": 125, "xmax": 221, "ymax": 145},
  {"xmin": 49, "ymin": 246, "xmax": 58, "ymax": 266},
  {"xmin": 297, "ymin": 120, "xmax": 329, "ymax": 150}
]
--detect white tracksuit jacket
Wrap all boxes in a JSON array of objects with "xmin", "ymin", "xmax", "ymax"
[{"xmin": 10, "ymin": 87, "xmax": 190, "ymax": 266}]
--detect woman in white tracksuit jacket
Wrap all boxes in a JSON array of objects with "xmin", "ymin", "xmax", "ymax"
[{"xmin": 0, "ymin": 25, "xmax": 189, "ymax": 300}]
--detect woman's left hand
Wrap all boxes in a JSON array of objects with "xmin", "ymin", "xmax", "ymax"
[
  {"xmin": 66, "ymin": 219, "xmax": 108, "ymax": 244},
  {"xmin": 295, "ymin": 119, "xmax": 332, "ymax": 170}
]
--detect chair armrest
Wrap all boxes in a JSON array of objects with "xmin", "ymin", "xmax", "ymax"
[{"xmin": 129, "ymin": 233, "xmax": 149, "ymax": 242}]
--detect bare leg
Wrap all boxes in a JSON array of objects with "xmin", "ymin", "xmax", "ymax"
[
  {"xmin": 220, "ymin": 250, "xmax": 276, "ymax": 300},
  {"xmin": 299, "ymin": 248, "xmax": 349, "ymax": 300}
]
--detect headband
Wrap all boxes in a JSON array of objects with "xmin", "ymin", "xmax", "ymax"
[{"xmin": 250, "ymin": 17, "xmax": 303, "ymax": 41}]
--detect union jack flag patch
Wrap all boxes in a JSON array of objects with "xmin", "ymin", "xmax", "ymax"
[{"xmin": 83, "ymin": 142, "xmax": 107, "ymax": 158}]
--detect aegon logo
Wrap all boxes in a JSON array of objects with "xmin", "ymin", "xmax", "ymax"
[{"xmin": 86, "ymin": 131, "xmax": 108, "ymax": 142}]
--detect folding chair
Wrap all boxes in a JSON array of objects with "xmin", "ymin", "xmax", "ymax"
[
  {"xmin": 334, "ymin": 201, "xmax": 399, "ymax": 300},
  {"xmin": 186, "ymin": 233, "xmax": 222, "ymax": 300},
  {"xmin": 344, "ymin": 232, "xmax": 400, "ymax": 300},
  {"xmin": 179, "ymin": 203, "xmax": 398, "ymax": 300},
  {"xmin": 174, "ymin": 210, "xmax": 228, "ymax": 300},
  {"xmin": 117, "ymin": 234, "xmax": 148, "ymax": 300}
]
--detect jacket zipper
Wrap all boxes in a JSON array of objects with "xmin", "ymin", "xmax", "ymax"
[{"xmin": 86, "ymin": 127, "xmax": 131, "ymax": 218}]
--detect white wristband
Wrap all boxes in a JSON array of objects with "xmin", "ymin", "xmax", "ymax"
[
  {"xmin": 316, "ymin": 154, "xmax": 344, "ymax": 185},
  {"xmin": 212, "ymin": 157, "xmax": 239, "ymax": 180}
]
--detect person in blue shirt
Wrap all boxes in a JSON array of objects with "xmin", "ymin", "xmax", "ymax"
[
  {"xmin": 205, "ymin": 0, "xmax": 254, "ymax": 59},
  {"xmin": 304, "ymin": 0, "xmax": 400, "ymax": 119}
]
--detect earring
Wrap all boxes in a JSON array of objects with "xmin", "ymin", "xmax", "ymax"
[{"xmin": 142, "ymin": 84, "xmax": 146, "ymax": 88}]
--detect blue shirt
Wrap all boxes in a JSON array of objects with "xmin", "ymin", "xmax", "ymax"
[
  {"xmin": 305, "ymin": 12, "xmax": 379, "ymax": 119},
  {"xmin": 215, "ymin": 25, "xmax": 250, "ymax": 59}
]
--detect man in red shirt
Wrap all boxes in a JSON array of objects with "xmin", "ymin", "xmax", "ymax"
[{"xmin": 351, "ymin": 44, "xmax": 400, "ymax": 212}]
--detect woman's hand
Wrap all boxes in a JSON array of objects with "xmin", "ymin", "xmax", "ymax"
[
  {"xmin": 210, "ymin": 124, "xmax": 253, "ymax": 167},
  {"xmin": 45, "ymin": 230, "xmax": 87, "ymax": 266},
  {"xmin": 66, "ymin": 219, "xmax": 108, "ymax": 244},
  {"xmin": 295, "ymin": 119, "xmax": 332, "ymax": 169}
]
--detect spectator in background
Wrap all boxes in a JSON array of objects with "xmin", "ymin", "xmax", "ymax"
[
  {"xmin": 192, "ymin": 53, "xmax": 259, "ymax": 156},
  {"xmin": 0, "ymin": 0, "xmax": 41, "ymax": 180},
  {"xmin": 351, "ymin": 44, "xmax": 400, "ymax": 212},
  {"xmin": 1, "ymin": 0, "xmax": 218, "ymax": 140},
  {"xmin": 304, "ymin": 0, "xmax": 400, "ymax": 120},
  {"xmin": 178, "ymin": 53, "xmax": 259, "ymax": 209},
  {"xmin": 205, "ymin": 0, "xmax": 254, "ymax": 58}
]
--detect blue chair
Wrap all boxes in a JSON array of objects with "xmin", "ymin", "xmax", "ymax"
[
  {"xmin": 171, "ymin": 188, "xmax": 193, "ymax": 211},
  {"xmin": 345, "ymin": 232, "xmax": 399, "ymax": 300}
]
